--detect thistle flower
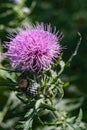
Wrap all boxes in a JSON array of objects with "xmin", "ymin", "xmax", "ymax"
[{"xmin": 5, "ymin": 23, "xmax": 63, "ymax": 72}]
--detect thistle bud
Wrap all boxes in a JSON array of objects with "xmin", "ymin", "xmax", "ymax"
[{"xmin": 18, "ymin": 78, "xmax": 40, "ymax": 97}]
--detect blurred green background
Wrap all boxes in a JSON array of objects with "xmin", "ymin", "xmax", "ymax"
[{"xmin": 0, "ymin": 0, "xmax": 87, "ymax": 129}]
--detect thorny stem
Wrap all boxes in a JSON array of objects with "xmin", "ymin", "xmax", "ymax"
[
  {"xmin": 58, "ymin": 32, "xmax": 82, "ymax": 77},
  {"xmin": 66, "ymin": 32, "xmax": 82, "ymax": 65}
]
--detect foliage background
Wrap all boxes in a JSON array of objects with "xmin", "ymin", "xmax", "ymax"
[{"xmin": 0, "ymin": 0, "xmax": 87, "ymax": 129}]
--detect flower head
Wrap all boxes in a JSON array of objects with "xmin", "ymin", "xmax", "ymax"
[{"xmin": 5, "ymin": 23, "xmax": 63, "ymax": 72}]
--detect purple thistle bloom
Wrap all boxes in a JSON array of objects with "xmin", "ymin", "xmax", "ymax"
[{"xmin": 5, "ymin": 23, "xmax": 63, "ymax": 72}]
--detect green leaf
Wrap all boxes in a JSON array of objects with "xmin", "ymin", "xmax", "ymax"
[
  {"xmin": 66, "ymin": 123, "xmax": 76, "ymax": 130},
  {"xmin": 35, "ymin": 98, "xmax": 44, "ymax": 110},
  {"xmin": 23, "ymin": 109, "xmax": 36, "ymax": 130},
  {"xmin": 40, "ymin": 103, "xmax": 56, "ymax": 111},
  {"xmin": 0, "ymin": 66, "xmax": 16, "ymax": 82},
  {"xmin": 76, "ymin": 109, "xmax": 83, "ymax": 125},
  {"xmin": 55, "ymin": 98, "xmax": 84, "ymax": 112}
]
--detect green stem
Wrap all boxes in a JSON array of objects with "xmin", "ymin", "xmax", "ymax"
[
  {"xmin": 0, "ymin": 93, "xmax": 13, "ymax": 124},
  {"xmin": 0, "ymin": 82, "xmax": 17, "ymax": 87},
  {"xmin": 66, "ymin": 32, "xmax": 82, "ymax": 66}
]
